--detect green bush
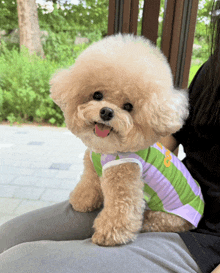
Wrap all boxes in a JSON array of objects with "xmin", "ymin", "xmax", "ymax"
[
  {"xmin": 0, "ymin": 87, "xmax": 3, "ymax": 122},
  {"xmin": 0, "ymin": 39, "xmax": 92, "ymax": 126},
  {"xmin": 43, "ymin": 29, "xmax": 102, "ymax": 64},
  {"xmin": 0, "ymin": 42, "xmax": 61, "ymax": 125},
  {"xmin": 43, "ymin": 31, "xmax": 78, "ymax": 63},
  {"xmin": 0, "ymin": 28, "xmax": 105, "ymax": 126}
]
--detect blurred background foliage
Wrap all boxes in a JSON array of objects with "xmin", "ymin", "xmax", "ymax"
[{"xmin": 0, "ymin": 0, "xmax": 215, "ymax": 125}]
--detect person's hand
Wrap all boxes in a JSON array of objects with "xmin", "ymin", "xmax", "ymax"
[{"xmin": 211, "ymin": 264, "xmax": 220, "ymax": 273}]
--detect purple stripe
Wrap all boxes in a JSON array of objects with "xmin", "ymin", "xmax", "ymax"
[
  {"xmin": 152, "ymin": 143, "xmax": 202, "ymax": 198},
  {"xmin": 142, "ymin": 164, "xmax": 184, "ymax": 211},
  {"xmin": 166, "ymin": 204, "xmax": 202, "ymax": 227},
  {"xmin": 101, "ymin": 154, "xmax": 117, "ymax": 167},
  {"xmin": 169, "ymin": 155, "xmax": 202, "ymax": 197},
  {"xmin": 142, "ymin": 165, "xmax": 203, "ymax": 227}
]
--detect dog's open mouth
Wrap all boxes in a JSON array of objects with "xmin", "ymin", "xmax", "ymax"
[{"xmin": 94, "ymin": 122, "xmax": 113, "ymax": 138}]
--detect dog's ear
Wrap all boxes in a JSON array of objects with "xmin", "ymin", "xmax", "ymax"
[
  {"xmin": 50, "ymin": 68, "xmax": 73, "ymax": 112},
  {"xmin": 147, "ymin": 88, "xmax": 189, "ymax": 137}
]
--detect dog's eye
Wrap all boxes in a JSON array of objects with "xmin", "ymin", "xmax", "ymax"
[
  {"xmin": 123, "ymin": 103, "xmax": 133, "ymax": 112},
  {"xmin": 93, "ymin": 91, "xmax": 103, "ymax": 101}
]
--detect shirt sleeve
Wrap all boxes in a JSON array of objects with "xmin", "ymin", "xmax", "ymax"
[{"xmin": 103, "ymin": 158, "xmax": 143, "ymax": 173}]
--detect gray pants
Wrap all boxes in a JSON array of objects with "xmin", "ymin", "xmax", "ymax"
[{"xmin": 0, "ymin": 201, "xmax": 202, "ymax": 273}]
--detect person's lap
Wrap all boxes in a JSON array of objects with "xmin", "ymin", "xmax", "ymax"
[{"xmin": 0, "ymin": 200, "xmax": 202, "ymax": 273}]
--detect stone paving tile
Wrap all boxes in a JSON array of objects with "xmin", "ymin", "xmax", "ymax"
[
  {"xmin": 13, "ymin": 186, "xmax": 45, "ymax": 200},
  {"xmin": 56, "ymin": 170, "xmax": 82, "ymax": 180},
  {"xmin": 49, "ymin": 163, "xmax": 72, "ymax": 170},
  {"xmin": 27, "ymin": 141, "xmax": 45, "ymax": 145},
  {"xmin": 10, "ymin": 176, "xmax": 42, "ymax": 187},
  {"xmin": 32, "ymin": 169, "xmax": 59, "ymax": 178},
  {"xmin": 14, "ymin": 200, "xmax": 56, "ymax": 215},
  {"xmin": 32, "ymin": 161, "xmax": 57, "ymax": 169},
  {"xmin": 29, "ymin": 161, "xmax": 54, "ymax": 169},
  {"xmin": 68, "ymin": 164, "xmax": 84, "ymax": 172},
  {"xmin": 0, "ymin": 185, "xmax": 19, "ymax": 198},
  {"xmin": 58, "ymin": 179, "xmax": 78, "ymax": 190},
  {"xmin": 3, "ymin": 146, "xmax": 50, "ymax": 154},
  {"xmin": 27, "ymin": 177, "xmax": 63, "ymax": 189},
  {"xmin": 11, "ymin": 175, "xmax": 73, "ymax": 190},
  {"xmin": 0, "ymin": 198, "xmax": 22, "ymax": 214},
  {"xmin": 15, "ymin": 131, "xmax": 28, "ymax": 134},
  {"xmin": 40, "ymin": 189, "xmax": 70, "ymax": 202},
  {"xmin": 0, "ymin": 174, "xmax": 16, "ymax": 184},
  {"xmin": 0, "ymin": 144, "xmax": 14, "ymax": 149},
  {"xmin": 1, "ymin": 152, "xmax": 47, "ymax": 162},
  {"xmin": 0, "ymin": 165, "xmax": 36, "ymax": 174}
]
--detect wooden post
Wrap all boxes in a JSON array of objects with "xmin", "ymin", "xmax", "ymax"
[{"xmin": 108, "ymin": 0, "xmax": 139, "ymax": 36}]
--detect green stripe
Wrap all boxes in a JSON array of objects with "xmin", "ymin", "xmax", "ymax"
[
  {"xmin": 143, "ymin": 184, "xmax": 166, "ymax": 212},
  {"xmin": 138, "ymin": 146, "xmax": 204, "ymax": 215},
  {"xmin": 91, "ymin": 152, "xmax": 102, "ymax": 177},
  {"xmin": 135, "ymin": 148, "xmax": 151, "ymax": 162}
]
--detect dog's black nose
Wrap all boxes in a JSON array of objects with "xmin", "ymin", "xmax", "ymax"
[{"xmin": 100, "ymin": 107, "xmax": 114, "ymax": 121}]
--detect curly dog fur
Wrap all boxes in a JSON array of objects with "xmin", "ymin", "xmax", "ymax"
[{"xmin": 50, "ymin": 34, "xmax": 193, "ymax": 246}]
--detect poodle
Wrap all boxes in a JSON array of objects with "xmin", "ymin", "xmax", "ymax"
[{"xmin": 50, "ymin": 33, "xmax": 204, "ymax": 246}]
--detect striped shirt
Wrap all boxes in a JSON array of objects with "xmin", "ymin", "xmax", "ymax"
[{"xmin": 90, "ymin": 142, "xmax": 204, "ymax": 228}]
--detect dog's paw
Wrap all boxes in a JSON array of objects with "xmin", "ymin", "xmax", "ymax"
[
  {"xmin": 91, "ymin": 210, "xmax": 137, "ymax": 246},
  {"xmin": 92, "ymin": 229, "xmax": 136, "ymax": 246},
  {"xmin": 69, "ymin": 186, "xmax": 103, "ymax": 212}
]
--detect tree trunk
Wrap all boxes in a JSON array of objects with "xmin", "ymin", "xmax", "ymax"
[{"xmin": 17, "ymin": 0, "xmax": 45, "ymax": 58}]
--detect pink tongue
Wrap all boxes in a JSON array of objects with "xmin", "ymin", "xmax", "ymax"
[{"xmin": 95, "ymin": 124, "xmax": 110, "ymax": 138}]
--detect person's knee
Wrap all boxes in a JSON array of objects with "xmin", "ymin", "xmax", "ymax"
[{"xmin": 0, "ymin": 220, "xmax": 16, "ymax": 253}]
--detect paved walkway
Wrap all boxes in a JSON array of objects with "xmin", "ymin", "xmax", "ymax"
[{"xmin": 0, "ymin": 124, "xmax": 186, "ymax": 227}]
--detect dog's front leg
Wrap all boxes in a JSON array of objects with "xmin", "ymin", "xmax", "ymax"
[
  {"xmin": 92, "ymin": 162, "xmax": 145, "ymax": 246},
  {"xmin": 69, "ymin": 149, "xmax": 103, "ymax": 212}
]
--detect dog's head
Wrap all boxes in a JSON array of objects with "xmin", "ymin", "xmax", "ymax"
[{"xmin": 50, "ymin": 34, "xmax": 189, "ymax": 154}]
